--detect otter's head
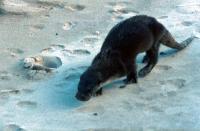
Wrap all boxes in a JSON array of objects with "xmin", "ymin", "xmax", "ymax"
[{"xmin": 75, "ymin": 68, "xmax": 102, "ymax": 101}]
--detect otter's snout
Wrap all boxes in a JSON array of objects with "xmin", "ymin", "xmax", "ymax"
[{"xmin": 75, "ymin": 92, "xmax": 91, "ymax": 101}]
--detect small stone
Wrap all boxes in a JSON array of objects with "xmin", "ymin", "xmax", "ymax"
[
  {"xmin": 17, "ymin": 101, "xmax": 37, "ymax": 109},
  {"xmin": 9, "ymin": 89, "xmax": 20, "ymax": 95},
  {"xmin": 93, "ymin": 113, "xmax": 98, "ymax": 116},
  {"xmin": 119, "ymin": 85, "xmax": 126, "ymax": 88},
  {"xmin": 11, "ymin": 53, "xmax": 17, "ymax": 57},
  {"xmin": 63, "ymin": 22, "xmax": 74, "ymax": 30},
  {"xmin": 94, "ymin": 31, "xmax": 100, "ymax": 35}
]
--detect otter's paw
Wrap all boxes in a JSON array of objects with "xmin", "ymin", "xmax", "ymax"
[
  {"xmin": 123, "ymin": 78, "xmax": 137, "ymax": 84},
  {"xmin": 138, "ymin": 68, "xmax": 150, "ymax": 77},
  {"xmin": 119, "ymin": 84, "xmax": 126, "ymax": 88},
  {"xmin": 95, "ymin": 88, "xmax": 103, "ymax": 96}
]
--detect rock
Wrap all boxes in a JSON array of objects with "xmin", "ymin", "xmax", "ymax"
[
  {"xmin": 93, "ymin": 113, "xmax": 98, "ymax": 116},
  {"xmin": 62, "ymin": 22, "xmax": 74, "ymax": 31},
  {"xmin": 23, "ymin": 55, "xmax": 62, "ymax": 72}
]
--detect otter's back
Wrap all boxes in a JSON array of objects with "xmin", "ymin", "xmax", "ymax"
[{"xmin": 100, "ymin": 15, "xmax": 158, "ymax": 52}]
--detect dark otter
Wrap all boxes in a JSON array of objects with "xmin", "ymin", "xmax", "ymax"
[{"xmin": 75, "ymin": 15, "xmax": 194, "ymax": 101}]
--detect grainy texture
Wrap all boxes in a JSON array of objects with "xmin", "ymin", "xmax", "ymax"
[{"xmin": 0, "ymin": 0, "xmax": 200, "ymax": 130}]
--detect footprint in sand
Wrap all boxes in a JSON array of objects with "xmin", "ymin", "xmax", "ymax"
[
  {"xmin": 109, "ymin": 8, "xmax": 139, "ymax": 15},
  {"xmin": 21, "ymin": 88, "xmax": 34, "ymax": 94},
  {"xmin": 6, "ymin": 48, "xmax": 24, "ymax": 57},
  {"xmin": 156, "ymin": 65, "xmax": 173, "ymax": 71},
  {"xmin": 111, "ymin": 15, "xmax": 124, "ymax": 21},
  {"xmin": 158, "ymin": 78, "xmax": 186, "ymax": 97},
  {"xmin": 30, "ymin": 24, "xmax": 45, "ymax": 32},
  {"xmin": 149, "ymin": 105, "xmax": 164, "ymax": 112},
  {"xmin": 33, "ymin": 1, "xmax": 65, "ymax": 9},
  {"xmin": 153, "ymin": 65, "xmax": 172, "ymax": 74},
  {"xmin": 107, "ymin": 1, "xmax": 132, "ymax": 7},
  {"xmin": 0, "ymin": 71, "xmax": 12, "ymax": 81},
  {"xmin": 176, "ymin": 4, "xmax": 200, "ymax": 14},
  {"xmin": 50, "ymin": 44, "xmax": 65, "ymax": 50},
  {"xmin": 1, "ymin": 9, "xmax": 26, "ymax": 17},
  {"xmin": 0, "ymin": 91, "xmax": 10, "ymax": 105},
  {"xmin": 181, "ymin": 21, "xmax": 193, "ymax": 26},
  {"xmin": 159, "ymin": 78, "xmax": 186, "ymax": 91},
  {"xmin": 0, "ymin": 91, "xmax": 9, "ymax": 98},
  {"xmin": 1, "ymin": 89, "xmax": 20, "ymax": 95},
  {"xmin": 41, "ymin": 43, "xmax": 90, "ymax": 57},
  {"xmin": 17, "ymin": 101, "xmax": 37, "ymax": 109},
  {"xmin": 167, "ymin": 79, "xmax": 186, "ymax": 89},
  {"xmin": 41, "ymin": 44, "xmax": 65, "ymax": 53},
  {"xmin": 72, "ymin": 49, "xmax": 91, "ymax": 55},
  {"xmin": 134, "ymin": 102, "xmax": 145, "ymax": 108},
  {"xmin": 107, "ymin": 2, "xmax": 139, "ymax": 21},
  {"xmin": 109, "ymin": 7, "xmax": 139, "ymax": 20},
  {"xmin": 157, "ymin": 15, "xmax": 168, "ymax": 19},
  {"xmin": 80, "ymin": 36, "xmax": 99, "ymax": 47},
  {"xmin": 3, "ymin": 124, "xmax": 25, "ymax": 131},
  {"xmin": 166, "ymin": 91, "xmax": 177, "ymax": 97},
  {"xmin": 62, "ymin": 49, "xmax": 91, "ymax": 56},
  {"xmin": 65, "ymin": 4, "xmax": 85, "ymax": 11},
  {"xmin": 2, "ymin": 88, "xmax": 34, "ymax": 95},
  {"xmin": 76, "ymin": 105, "xmax": 105, "ymax": 114}
]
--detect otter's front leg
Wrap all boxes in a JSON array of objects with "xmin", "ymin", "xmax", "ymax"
[
  {"xmin": 95, "ymin": 88, "xmax": 103, "ymax": 96},
  {"xmin": 124, "ymin": 59, "xmax": 137, "ymax": 84}
]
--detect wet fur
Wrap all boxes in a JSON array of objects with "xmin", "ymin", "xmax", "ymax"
[{"xmin": 76, "ymin": 15, "xmax": 194, "ymax": 101}]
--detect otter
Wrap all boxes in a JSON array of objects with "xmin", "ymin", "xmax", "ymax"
[{"xmin": 75, "ymin": 15, "xmax": 195, "ymax": 101}]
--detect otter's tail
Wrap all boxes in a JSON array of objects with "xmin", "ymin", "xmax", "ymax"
[
  {"xmin": 179, "ymin": 36, "xmax": 195, "ymax": 48},
  {"xmin": 160, "ymin": 30, "xmax": 195, "ymax": 50}
]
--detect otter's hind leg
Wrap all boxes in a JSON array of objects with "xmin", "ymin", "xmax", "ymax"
[
  {"xmin": 142, "ymin": 53, "xmax": 150, "ymax": 63},
  {"xmin": 160, "ymin": 30, "xmax": 194, "ymax": 50},
  {"xmin": 139, "ymin": 45, "xmax": 159, "ymax": 77},
  {"xmin": 124, "ymin": 59, "xmax": 138, "ymax": 84}
]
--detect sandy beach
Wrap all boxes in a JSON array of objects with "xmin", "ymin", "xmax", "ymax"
[{"xmin": 0, "ymin": 0, "xmax": 200, "ymax": 130}]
